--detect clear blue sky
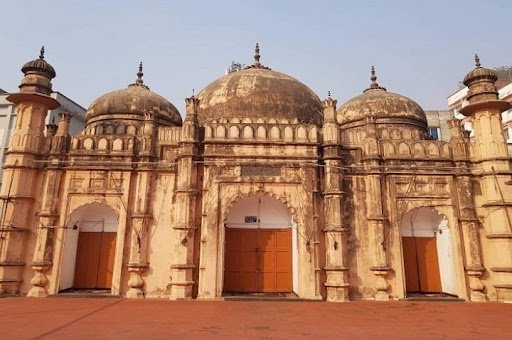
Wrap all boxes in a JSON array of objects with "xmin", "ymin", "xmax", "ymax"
[{"xmin": 1, "ymin": 0, "xmax": 510, "ymax": 114}]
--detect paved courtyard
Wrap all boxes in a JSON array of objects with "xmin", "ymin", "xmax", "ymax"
[{"xmin": 0, "ymin": 297, "xmax": 511, "ymax": 339}]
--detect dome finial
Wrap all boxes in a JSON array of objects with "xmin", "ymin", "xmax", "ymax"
[
  {"xmin": 328, "ymin": 90, "xmax": 331, "ymax": 98},
  {"xmin": 364, "ymin": 66, "xmax": 387, "ymax": 93},
  {"xmin": 136, "ymin": 61, "xmax": 144, "ymax": 84},
  {"xmin": 254, "ymin": 43, "xmax": 261, "ymax": 67},
  {"xmin": 243, "ymin": 42, "xmax": 271, "ymax": 70},
  {"xmin": 129, "ymin": 61, "xmax": 149, "ymax": 89},
  {"xmin": 370, "ymin": 66, "xmax": 378, "ymax": 85},
  {"xmin": 475, "ymin": 54, "xmax": 481, "ymax": 68},
  {"xmin": 39, "ymin": 46, "xmax": 45, "ymax": 60}
]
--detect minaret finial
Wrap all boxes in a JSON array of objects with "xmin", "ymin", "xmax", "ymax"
[
  {"xmin": 39, "ymin": 46, "xmax": 45, "ymax": 60},
  {"xmin": 475, "ymin": 54, "xmax": 481, "ymax": 68},
  {"xmin": 254, "ymin": 43, "xmax": 261, "ymax": 67},
  {"xmin": 192, "ymin": 88, "xmax": 195, "ymax": 97}
]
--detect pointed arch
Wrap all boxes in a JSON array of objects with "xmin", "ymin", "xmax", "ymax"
[
  {"xmin": 400, "ymin": 206, "xmax": 458, "ymax": 297},
  {"xmin": 59, "ymin": 202, "xmax": 120, "ymax": 292}
]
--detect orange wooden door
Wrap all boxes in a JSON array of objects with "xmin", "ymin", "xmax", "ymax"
[
  {"xmin": 224, "ymin": 228, "xmax": 291, "ymax": 293},
  {"xmin": 74, "ymin": 232, "xmax": 116, "ymax": 289},
  {"xmin": 402, "ymin": 236, "xmax": 442, "ymax": 293},
  {"xmin": 416, "ymin": 237, "xmax": 442, "ymax": 292}
]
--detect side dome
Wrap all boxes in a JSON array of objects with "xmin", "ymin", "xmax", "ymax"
[
  {"xmin": 337, "ymin": 67, "xmax": 427, "ymax": 127},
  {"xmin": 85, "ymin": 63, "xmax": 182, "ymax": 129},
  {"xmin": 197, "ymin": 44, "xmax": 323, "ymax": 126}
]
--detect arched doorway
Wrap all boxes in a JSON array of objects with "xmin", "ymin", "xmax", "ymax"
[
  {"xmin": 401, "ymin": 207, "xmax": 457, "ymax": 296},
  {"xmin": 59, "ymin": 203, "xmax": 118, "ymax": 291},
  {"xmin": 223, "ymin": 195, "xmax": 296, "ymax": 293}
]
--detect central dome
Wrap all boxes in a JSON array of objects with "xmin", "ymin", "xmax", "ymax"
[{"xmin": 197, "ymin": 44, "xmax": 323, "ymax": 126}]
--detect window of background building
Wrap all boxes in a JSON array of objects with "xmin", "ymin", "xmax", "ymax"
[{"xmin": 428, "ymin": 127, "xmax": 440, "ymax": 140}]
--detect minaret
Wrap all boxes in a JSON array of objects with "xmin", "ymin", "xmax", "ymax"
[
  {"xmin": 0, "ymin": 47, "xmax": 60, "ymax": 295},
  {"xmin": 459, "ymin": 55, "xmax": 512, "ymax": 302}
]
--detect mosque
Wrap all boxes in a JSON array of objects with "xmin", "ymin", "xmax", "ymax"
[{"xmin": 0, "ymin": 44, "xmax": 511, "ymax": 302}]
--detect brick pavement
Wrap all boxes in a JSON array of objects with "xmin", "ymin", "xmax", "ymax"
[{"xmin": 0, "ymin": 297, "xmax": 511, "ymax": 339}]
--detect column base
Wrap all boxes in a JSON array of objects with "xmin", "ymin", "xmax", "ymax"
[
  {"xmin": 325, "ymin": 286, "xmax": 350, "ymax": 302},
  {"xmin": 467, "ymin": 267, "xmax": 487, "ymax": 302},
  {"xmin": 169, "ymin": 282, "xmax": 195, "ymax": 300},
  {"xmin": 127, "ymin": 263, "xmax": 148, "ymax": 299},
  {"xmin": 170, "ymin": 263, "xmax": 195, "ymax": 300},
  {"xmin": 27, "ymin": 263, "xmax": 50, "ymax": 298},
  {"xmin": 495, "ymin": 285, "xmax": 512, "ymax": 303},
  {"xmin": 470, "ymin": 291, "xmax": 487, "ymax": 302},
  {"xmin": 371, "ymin": 266, "xmax": 391, "ymax": 301},
  {"xmin": 126, "ymin": 289, "xmax": 145, "ymax": 299},
  {"xmin": 26, "ymin": 286, "xmax": 48, "ymax": 298},
  {"xmin": 324, "ymin": 267, "xmax": 350, "ymax": 302}
]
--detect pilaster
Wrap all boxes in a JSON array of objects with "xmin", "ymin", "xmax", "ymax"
[
  {"xmin": 27, "ymin": 110, "xmax": 71, "ymax": 297},
  {"xmin": 361, "ymin": 115, "xmax": 391, "ymax": 301},
  {"xmin": 449, "ymin": 118, "xmax": 486, "ymax": 301},
  {"xmin": 126, "ymin": 116, "xmax": 158, "ymax": 298},
  {"xmin": 170, "ymin": 96, "xmax": 200, "ymax": 300},
  {"xmin": 127, "ymin": 214, "xmax": 151, "ymax": 298},
  {"xmin": 321, "ymin": 95, "xmax": 349, "ymax": 301}
]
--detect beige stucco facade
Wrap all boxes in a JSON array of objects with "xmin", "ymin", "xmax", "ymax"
[{"xmin": 0, "ymin": 48, "xmax": 511, "ymax": 302}]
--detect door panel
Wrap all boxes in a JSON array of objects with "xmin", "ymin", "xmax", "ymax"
[
  {"xmin": 224, "ymin": 229, "xmax": 241, "ymax": 291},
  {"xmin": 224, "ymin": 228, "xmax": 291, "ymax": 293},
  {"xmin": 96, "ymin": 232, "xmax": 116, "ymax": 289},
  {"xmin": 258, "ymin": 229, "xmax": 275, "ymax": 292},
  {"xmin": 417, "ymin": 237, "xmax": 442, "ymax": 292},
  {"xmin": 402, "ymin": 237, "xmax": 420, "ymax": 292},
  {"xmin": 74, "ymin": 232, "xmax": 101, "ymax": 289},
  {"xmin": 275, "ymin": 230, "xmax": 292, "ymax": 291},
  {"xmin": 241, "ymin": 230, "xmax": 257, "ymax": 292}
]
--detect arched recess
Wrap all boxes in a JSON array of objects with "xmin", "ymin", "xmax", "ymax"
[
  {"xmin": 401, "ymin": 207, "xmax": 457, "ymax": 296},
  {"xmin": 223, "ymin": 194, "xmax": 298, "ymax": 294},
  {"xmin": 59, "ymin": 203, "xmax": 119, "ymax": 292}
]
